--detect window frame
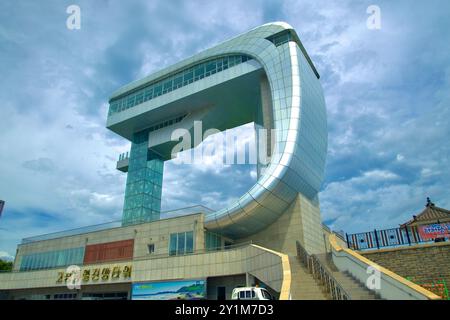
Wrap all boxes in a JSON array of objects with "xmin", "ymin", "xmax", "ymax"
[{"xmin": 169, "ymin": 231, "xmax": 195, "ymax": 256}]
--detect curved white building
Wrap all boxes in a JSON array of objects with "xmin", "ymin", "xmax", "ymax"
[{"xmin": 108, "ymin": 22, "xmax": 327, "ymax": 253}]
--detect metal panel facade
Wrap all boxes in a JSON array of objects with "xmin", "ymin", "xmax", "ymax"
[{"xmin": 83, "ymin": 239, "xmax": 134, "ymax": 264}]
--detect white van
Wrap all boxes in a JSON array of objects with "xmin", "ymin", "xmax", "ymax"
[{"xmin": 231, "ymin": 287, "xmax": 274, "ymax": 300}]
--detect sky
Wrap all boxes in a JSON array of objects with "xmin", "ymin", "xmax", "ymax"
[{"xmin": 1, "ymin": 0, "xmax": 449, "ymax": 260}]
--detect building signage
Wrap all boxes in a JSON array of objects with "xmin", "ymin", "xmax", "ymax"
[
  {"xmin": 57, "ymin": 265, "xmax": 132, "ymax": 284},
  {"xmin": 418, "ymin": 223, "xmax": 450, "ymax": 240},
  {"xmin": 131, "ymin": 279, "xmax": 206, "ymax": 300}
]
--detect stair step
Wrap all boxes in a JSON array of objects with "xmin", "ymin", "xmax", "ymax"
[
  {"xmin": 290, "ymin": 252, "xmax": 382, "ymax": 300},
  {"xmin": 288, "ymin": 256, "xmax": 329, "ymax": 300}
]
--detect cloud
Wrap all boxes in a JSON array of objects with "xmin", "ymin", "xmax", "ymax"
[
  {"xmin": 0, "ymin": 251, "xmax": 14, "ymax": 262},
  {"xmin": 0, "ymin": 0, "xmax": 450, "ymax": 258},
  {"xmin": 22, "ymin": 158, "xmax": 56, "ymax": 173}
]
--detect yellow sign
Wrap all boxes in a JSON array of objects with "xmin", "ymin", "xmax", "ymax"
[{"xmin": 57, "ymin": 265, "xmax": 132, "ymax": 284}]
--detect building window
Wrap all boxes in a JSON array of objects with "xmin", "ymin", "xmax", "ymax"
[
  {"xmin": 108, "ymin": 55, "xmax": 252, "ymax": 115},
  {"xmin": 147, "ymin": 243, "xmax": 155, "ymax": 254},
  {"xmin": 185, "ymin": 231, "xmax": 193, "ymax": 253},
  {"xmin": 169, "ymin": 231, "xmax": 194, "ymax": 256},
  {"xmin": 205, "ymin": 231, "xmax": 222, "ymax": 251},
  {"xmin": 82, "ymin": 292, "xmax": 128, "ymax": 300},
  {"xmin": 53, "ymin": 293, "xmax": 77, "ymax": 300},
  {"xmin": 177, "ymin": 233, "xmax": 185, "ymax": 255},
  {"xmin": 169, "ymin": 233, "xmax": 177, "ymax": 256},
  {"xmin": 20, "ymin": 247, "xmax": 85, "ymax": 271},
  {"xmin": 266, "ymin": 30, "xmax": 293, "ymax": 47}
]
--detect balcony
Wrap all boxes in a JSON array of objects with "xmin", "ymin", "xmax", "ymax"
[{"xmin": 117, "ymin": 152, "xmax": 129, "ymax": 172}]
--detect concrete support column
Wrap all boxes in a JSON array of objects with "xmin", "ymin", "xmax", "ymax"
[{"xmin": 246, "ymin": 273, "xmax": 256, "ymax": 287}]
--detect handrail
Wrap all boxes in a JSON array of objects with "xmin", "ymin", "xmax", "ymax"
[
  {"xmin": 251, "ymin": 244, "xmax": 291, "ymax": 300},
  {"xmin": 296, "ymin": 241, "xmax": 350, "ymax": 300},
  {"xmin": 334, "ymin": 231, "xmax": 346, "ymax": 243},
  {"xmin": 296, "ymin": 238, "xmax": 313, "ymax": 271}
]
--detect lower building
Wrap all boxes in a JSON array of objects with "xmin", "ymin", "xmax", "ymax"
[
  {"xmin": 0, "ymin": 203, "xmax": 303, "ymax": 300},
  {"xmin": 1, "ymin": 197, "xmax": 444, "ymax": 300}
]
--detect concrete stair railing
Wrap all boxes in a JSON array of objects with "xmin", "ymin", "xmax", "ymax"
[
  {"xmin": 295, "ymin": 240, "xmax": 382, "ymax": 300},
  {"xmin": 329, "ymin": 234, "xmax": 441, "ymax": 300}
]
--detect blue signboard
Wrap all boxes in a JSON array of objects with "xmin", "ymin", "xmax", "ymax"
[{"xmin": 131, "ymin": 279, "xmax": 206, "ymax": 300}]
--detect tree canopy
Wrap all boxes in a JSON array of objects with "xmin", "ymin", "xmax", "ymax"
[{"xmin": 0, "ymin": 259, "xmax": 13, "ymax": 271}]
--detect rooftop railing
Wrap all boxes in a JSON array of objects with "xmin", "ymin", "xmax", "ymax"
[
  {"xmin": 118, "ymin": 152, "xmax": 129, "ymax": 161},
  {"xmin": 345, "ymin": 226, "xmax": 445, "ymax": 251},
  {"xmin": 21, "ymin": 205, "xmax": 214, "ymax": 244},
  {"xmin": 0, "ymin": 240, "xmax": 251, "ymax": 274}
]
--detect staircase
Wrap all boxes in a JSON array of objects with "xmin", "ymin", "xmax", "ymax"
[
  {"xmin": 314, "ymin": 253, "xmax": 380, "ymax": 300},
  {"xmin": 291, "ymin": 241, "xmax": 382, "ymax": 300},
  {"xmin": 289, "ymin": 256, "xmax": 328, "ymax": 300}
]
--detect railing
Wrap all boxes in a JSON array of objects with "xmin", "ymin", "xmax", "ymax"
[
  {"xmin": 118, "ymin": 152, "xmax": 129, "ymax": 161},
  {"xmin": 296, "ymin": 241, "xmax": 350, "ymax": 300},
  {"xmin": 21, "ymin": 205, "xmax": 214, "ymax": 244},
  {"xmin": 0, "ymin": 240, "xmax": 252, "ymax": 274},
  {"xmin": 296, "ymin": 238, "xmax": 313, "ymax": 271},
  {"xmin": 334, "ymin": 231, "xmax": 346, "ymax": 243},
  {"xmin": 345, "ymin": 226, "xmax": 440, "ymax": 251}
]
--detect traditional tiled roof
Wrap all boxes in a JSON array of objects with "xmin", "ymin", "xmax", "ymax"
[{"xmin": 401, "ymin": 203, "xmax": 450, "ymax": 227}]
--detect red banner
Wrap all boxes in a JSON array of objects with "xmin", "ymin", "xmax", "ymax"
[
  {"xmin": 418, "ymin": 223, "xmax": 450, "ymax": 240},
  {"xmin": 84, "ymin": 239, "xmax": 134, "ymax": 264}
]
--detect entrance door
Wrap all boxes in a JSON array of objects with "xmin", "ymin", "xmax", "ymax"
[{"xmin": 217, "ymin": 286, "xmax": 226, "ymax": 300}]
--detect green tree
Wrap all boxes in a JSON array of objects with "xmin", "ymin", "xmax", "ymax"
[{"xmin": 0, "ymin": 259, "xmax": 13, "ymax": 271}]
